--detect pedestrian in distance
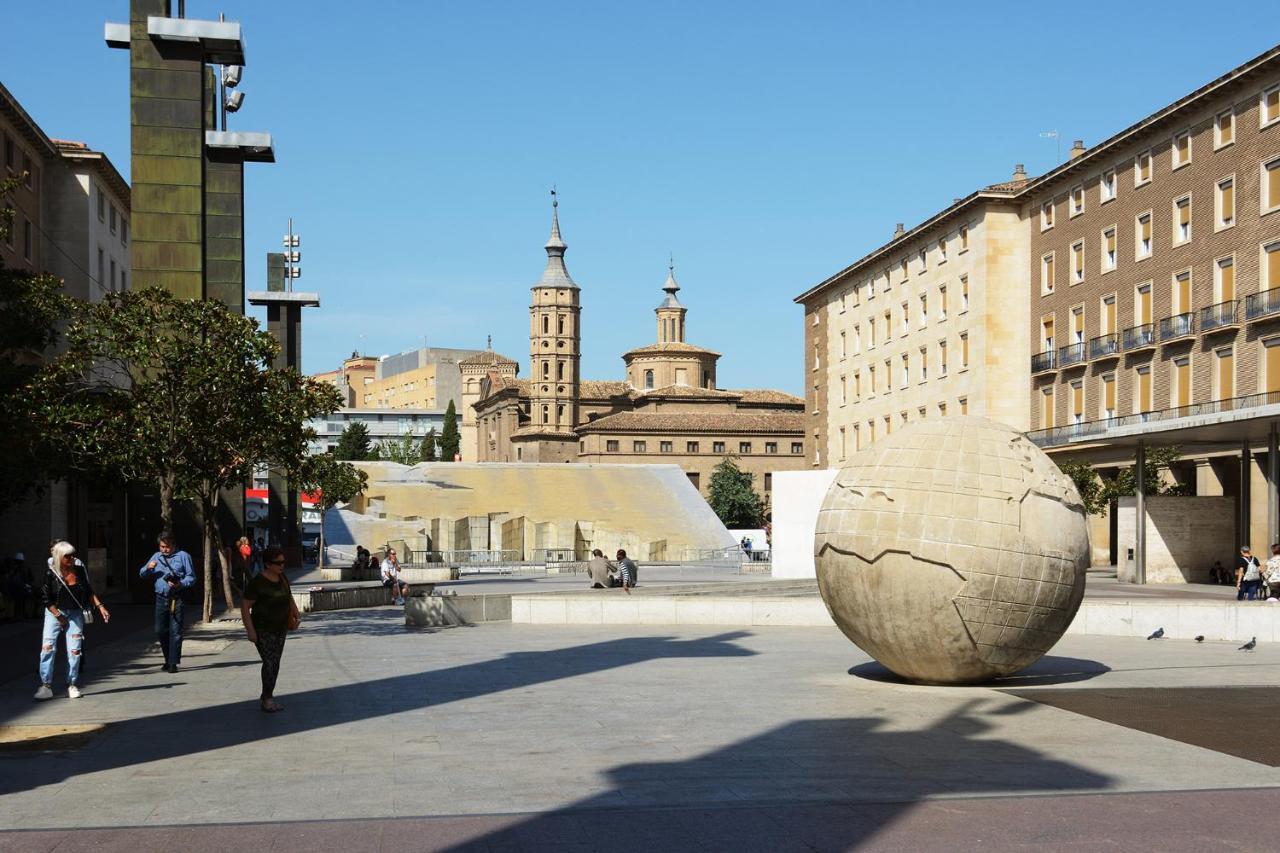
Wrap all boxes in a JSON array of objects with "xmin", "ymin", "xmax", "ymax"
[
  {"xmin": 236, "ymin": 536, "xmax": 253, "ymax": 588},
  {"xmin": 1236, "ymin": 545, "xmax": 1263, "ymax": 602},
  {"xmin": 615, "ymin": 549, "xmax": 639, "ymax": 594},
  {"xmin": 1210, "ymin": 560, "xmax": 1229, "ymax": 584},
  {"xmin": 1265, "ymin": 544, "xmax": 1280, "ymax": 601},
  {"xmin": 586, "ymin": 549, "xmax": 618, "ymax": 589},
  {"xmin": 381, "ymin": 547, "xmax": 410, "ymax": 605},
  {"xmin": 36, "ymin": 541, "xmax": 110, "ymax": 700},
  {"xmin": 138, "ymin": 532, "xmax": 195, "ymax": 673},
  {"xmin": 250, "ymin": 537, "xmax": 265, "ymax": 577},
  {"xmin": 240, "ymin": 547, "xmax": 300, "ymax": 713}
]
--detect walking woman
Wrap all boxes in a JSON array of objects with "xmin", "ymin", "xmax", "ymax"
[
  {"xmin": 240, "ymin": 547, "xmax": 299, "ymax": 712},
  {"xmin": 36, "ymin": 541, "xmax": 110, "ymax": 700}
]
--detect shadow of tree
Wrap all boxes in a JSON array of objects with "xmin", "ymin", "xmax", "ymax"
[
  {"xmin": 3, "ymin": 630, "xmax": 756, "ymax": 797},
  {"xmin": 435, "ymin": 700, "xmax": 1113, "ymax": 851}
]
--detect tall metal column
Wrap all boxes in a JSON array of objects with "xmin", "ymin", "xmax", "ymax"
[
  {"xmin": 1242, "ymin": 439, "xmax": 1253, "ymax": 550},
  {"xmin": 1135, "ymin": 440, "xmax": 1146, "ymax": 585},
  {"xmin": 1269, "ymin": 423, "xmax": 1278, "ymax": 548}
]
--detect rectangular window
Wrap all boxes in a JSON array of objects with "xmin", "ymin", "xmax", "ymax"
[
  {"xmin": 853, "ymin": 371, "xmax": 861, "ymax": 399},
  {"xmin": 869, "ymin": 364, "xmax": 876, "ymax": 393},
  {"xmin": 937, "ymin": 236, "xmax": 947, "ymax": 263},
  {"xmin": 109, "ymin": 204, "xmax": 117, "ymax": 234},
  {"xmin": 868, "ymin": 318, "xmax": 876, "ymax": 349},
  {"xmin": 1134, "ymin": 150, "xmax": 1152, "ymax": 186},
  {"xmin": 883, "ymin": 359, "xmax": 891, "ymax": 392},
  {"xmin": 960, "ymin": 275, "xmax": 969, "ymax": 312},
  {"xmin": 633, "ymin": 440, "xmax": 647, "ymax": 453},
  {"xmin": 1136, "ymin": 282, "xmax": 1153, "ymax": 325},
  {"xmin": 1101, "ymin": 169, "xmax": 1116, "ymax": 203},
  {"xmin": 765, "ymin": 442, "xmax": 777, "ymax": 454},
  {"xmin": 919, "ymin": 345, "xmax": 928, "ymax": 381},
  {"xmin": 713, "ymin": 441, "xmax": 726, "ymax": 454},
  {"xmin": 1216, "ymin": 256, "xmax": 1235, "ymax": 303},
  {"xmin": 1172, "ymin": 130, "xmax": 1191, "ymax": 169},
  {"xmin": 1072, "ymin": 306, "xmax": 1085, "ymax": 344},
  {"xmin": 1264, "ymin": 157, "xmax": 1280, "ymax": 213},
  {"xmin": 939, "ymin": 339, "xmax": 948, "ymax": 375},
  {"xmin": 1101, "ymin": 374, "xmax": 1116, "ymax": 419},
  {"xmin": 958, "ymin": 397, "xmax": 968, "ymax": 415},
  {"xmin": 2, "ymin": 133, "xmax": 12, "ymax": 170},
  {"xmin": 741, "ymin": 442, "xmax": 756, "ymax": 454},
  {"xmin": 1216, "ymin": 347, "xmax": 1234, "ymax": 400},
  {"xmin": 22, "ymin": 153, "xmax": 32, "ymax": 188},
  {"xmin": 919, "ymin": 293, "xmax": 928, "ymax": 325},
  {"xmin": 917, "ymin": 247, "xmax": 926, "ymax": 272},
  {"xmin": 884, "ymin": 416, "xmax": 892, "ymax": 436},
  {"xmin": 1101, "ymin": 294, "xmax": 1117, "ymax": 335},
  {"xmin": 900, "ymin": 353, "xmax": 909, "ymax": 389},
  {"xmin": 938, "ymin": 401, "xmax": 947, "ymax": 417},
  {"xmin": 121, "ymin": 219, "xmax": 129, "ymax": 246},
  {"xmin": 1174, "ymin": 270, "xmax": 1192, "ymax": 313},
  {"xmin": 1267, "ymin": 338, "xmax": 1280, "ymax": 395},
  {"xmin": 1216, "ymin": 109, "xmax": 1235, "ymax": 148},
  {"xmin": 838, "ymin": 428, "xmax": 846, "ymax": 460},
  {"xmin": 1041, "ymin": 200, "xmax": 1055, "ymax": 230},
  {"xmin": 840, "ymin": 375, "xmax": 847, "ymax": 405},
  {"xmin": 23, "ymin": 217, "xmax": 32, "ymax": 261},
  {"xmin": 1263, "ymin": 85, "xmax": 1280, "ymax": 128},
  {"xmin": 1102, "ymin": 227, "xmax": 1117, "ymax": 271},
  {"xmin": 2, "ymin": 205, "xmax": 11, "ymax": 247},
  {"xmin": 791, "ymin": 442, "xmax": 803, "ymax": 454},
  {"xmin": 97, "ymin": 187, "xmax": 105, "ymax": 221},
  {"xmin": 839, "ymin": 331, "xmax": 846, "ymax": 359},
  {"xmin": 1136, "ymin": 212, "xmax": 1152, "ymax": 259},
  {"xmin": 1264, "ymin": 241, "xmax": 1280, "ymax": 291},
  {"xmin": 1070, "ymin": 185, "xmax": 1084, "ymax": 216},
  {"xmin": 1136, "ymin": 365, "xmax": 1153, "ymax": 413},
  {"xmin": 687, "ymin": 441, "xmax": 699, "ymax": 453},
  {"xmin": 1041, "ymin": 252, "xmax": 1055, "ymax": 294},
  {"xmin": 960, "ymin": 333, "xmax": 969, "ymax": 369},
  {"xmin": 1071, "ymin": 380, "xmax": 1084, "ymax": 424},
  {"xmin": 606, "ymin": 440, "xmax": 619, "ymax": 452},
  {"xmin": 1071, "ymin": 241, "xmax": 1085, "ymax": 283},
  {"xmin": 901, "ymin": 301, "xmax": 909, "ymax": 335},
  {"xmin": 110, "ymin": 258, "xmax": 116, "ymax": 291},
  {"xmin": 900, "ymin": 258, "xmax": 908, "ymax": 282},
  {"xmin": 939, "ymin": 284, "xmax": 947, "ymax": 320},
  {"xmin": 1173, "ymin": 195, "xmax": 1191, "ymax": 245},
  {"xmin": 1040, "ymin": 388, "xmax": 1055, "ymax": 429},
  {"xmin": 1217, "ymin": 177, "xmax": 1235, "ymax": 229},
  {"xmin": 97, "ymin": 247, "xmax": 104, "ymax": 282},
  {"xmin": 659, "ymin": 441, "xmax": 673, "ymax": 453}
]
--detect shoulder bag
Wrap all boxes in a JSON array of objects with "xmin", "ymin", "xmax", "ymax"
[{"xmin": 50, "ymin": 568, "xmax": 94, "ymax": 625}]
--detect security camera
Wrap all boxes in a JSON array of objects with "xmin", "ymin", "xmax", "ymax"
[
  {"xmin": 225, "ymin": 90, "xmax": 245, "ymax": 113},
  {"xmin": 222, "ymin": 65, "xmax": 242, "ymax": 87}
]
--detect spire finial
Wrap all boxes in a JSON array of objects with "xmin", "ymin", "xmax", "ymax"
[
  {"xmin": 669, "ymin": 252, "xmax": 674, "ymax": 274},
  {"xmin": 545, "ymin": 185, "xmax": 565, "ymax": 252},
  {"xmin": 486, "ymin": 334, "xmax": 492, "ymax": 350}
]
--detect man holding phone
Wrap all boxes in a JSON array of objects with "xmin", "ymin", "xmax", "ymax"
[{"xmin": 139, "ymin": 532, "xmax": 195, "ymax": 672}]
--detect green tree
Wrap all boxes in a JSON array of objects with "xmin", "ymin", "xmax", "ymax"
[
  {"xmin": 373, "ymin": 432, "xmax": 422, "ymax": 465},
  {"xmin": 48, "ymin": 288, "xmax": 342, "ymax": 620},
  {"xmin": 707, "ymin": 456, "xmax": 766, "ymax": 528},
  {"xmin": 419, "ymin": 427, "xmax": 438, "ymax": 462},
  {"xmin": 1057, "ymin": 446, "xmax": 1188, "ymax": 518},
  {"xmin": 298, "ymin": 452, "xmax": 367, "ymax": 568},
  {"xmin": 334, "ymin": 421, "xmax": 371, "ymax": 461},
  {"xmin": 0, "ymin": 177, "xmax": 77, "ymax": 511},
  {"xmin": 439, "ymin": 400, "xmax": 460, "ymax": 461}
]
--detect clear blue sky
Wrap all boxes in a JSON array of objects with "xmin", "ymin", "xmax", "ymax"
[{"xmin": 4, "ymin": 2, "xmax": 1277, "ymax": 393}]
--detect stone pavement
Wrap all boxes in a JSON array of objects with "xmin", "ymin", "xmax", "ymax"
[{"xmin": 3, "ymin": 606, "xmax": 1280, "ymax": 850}]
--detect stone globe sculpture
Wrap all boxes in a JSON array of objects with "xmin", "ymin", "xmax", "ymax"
[{"xmin": 814, "ymin": 417, "xmax": 1089, "ymax": 684}]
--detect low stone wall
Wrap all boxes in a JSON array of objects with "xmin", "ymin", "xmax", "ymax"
[
  {"xmin": 317, "ymin": 566, "xmax": 458, "ymax": 583},
  {"xmin": 1064, "ymin": 600, "xmax": 1280, "ymax": 643},
  {"xmin": 404, "ymin": 594, "xmax": 512, "ymax": 627},
  {"xmin": 292, "ymin": 583, "xmax": 434, "ymax": 613},
  {"xmin": 511, "ymin": 592, "xmax": 833, "ymax": 627}
]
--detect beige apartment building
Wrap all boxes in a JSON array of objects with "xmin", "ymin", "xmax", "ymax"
[
  {"xmin": 795, "ymin": 177, "xmax": 1032, "ymax": 467},
  {"xmin": 1023, "ymin": 45, "xmax": 1280, "ymax": 571}
]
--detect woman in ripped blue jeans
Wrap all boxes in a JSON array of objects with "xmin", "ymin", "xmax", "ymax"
[{"xmin": 36, "ymin": 541, "xmax": 110, "ymax": 700}]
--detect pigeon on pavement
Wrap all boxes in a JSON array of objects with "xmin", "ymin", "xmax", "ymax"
[
  {"xmin": 1240, "ymin": 637, "xmax": 1257, "ymax": 651},
  {"xmin": 1147, "ymin": 627, "xmax": 1164, "ymax": 640},
  {"xmin": 1195, "ymin": 635, "xmax": 1205, "ymax": 643}
]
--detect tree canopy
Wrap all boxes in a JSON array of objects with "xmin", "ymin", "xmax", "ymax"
[
  {"xmin": 440, "ymin": 400, "xmax": 460, "ymax": 461},
  {"xmin": 706, "ymin": 456, "xmax": 766, "ymax": 529},
  {"xmin": 1058, "ymin": 446, "xmax": 1188, "ymax": 517},
  {"xmin": 419, "ymin": 427, "xmax": 438, "ymax": 462},
  {"xmin": 298, "ymin": 451, "xmax": 367, "ymax": 568},
  {"xmin": 334, "ymin": 421, "xmax": 371, "ymax": 461}
]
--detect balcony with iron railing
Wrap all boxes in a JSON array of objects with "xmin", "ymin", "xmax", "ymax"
[
  {"xmin": 1030, "ymin": 350, "xmax": 1057, "ymax": 373},
  {"xmin": 1026, "ymin": 390, "xmax": 1280, "ymax": 449},
  {"xmin": 1057, "ymin": 341, "xmax": 1087, "ymax": 368},
  {"xmin": 1158, "ymin": 312, "xmax": 1195, "ymax": 342},
  {"xmin": 1200, "ymin": 299, "xmax": 1240, "ymax": 333},
  {"xmin": 1088, "ymin": 333, "xmax": 1120, "ymax": 360},
  {"xmin": 1246, "ymin": 289, "xmax": 1280, "ymax": 321},
  {"xmin": 1121, "ymin": 323, "xmax": 1156, "ymax": 352}
]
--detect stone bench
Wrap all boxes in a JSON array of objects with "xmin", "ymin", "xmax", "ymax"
[{"xmin": 291, "ymin": 581, "xmax": 435, "ymax": 613}]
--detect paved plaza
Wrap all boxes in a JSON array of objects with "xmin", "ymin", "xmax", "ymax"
[{"xmin": 3, "ymin": 605, "xmax": 1280, "ymax": 850}]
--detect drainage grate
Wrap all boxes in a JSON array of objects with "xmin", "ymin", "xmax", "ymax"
[
  {"xmin": 0, "ymin": 724, "xmax": 107, "ymax": 752},
  {"xmin": 1005, "ymin": 687, "xmax": 1280, "ymax": 766}
]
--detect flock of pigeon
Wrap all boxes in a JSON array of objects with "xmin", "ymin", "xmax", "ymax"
[{"xmin": 1145, "ymin": 626, "xmax": 1257, "ymax": 650}]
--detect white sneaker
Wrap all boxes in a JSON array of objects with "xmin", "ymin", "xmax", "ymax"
[
  {"xmin": 394, "ymin": 597, "xmax": 405, "ymax": 606},
  {"xmin": 67, "ymin": 685, "xmax": 82, "ymax": 699},
  {"xmin": 34, "ymin": 684, "xmax": 53, "ymax": 701}
]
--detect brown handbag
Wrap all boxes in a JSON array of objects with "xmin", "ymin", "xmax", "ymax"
[{"xmin": 282, "ymin": 575, "xmax": 301, "ymax": 631}]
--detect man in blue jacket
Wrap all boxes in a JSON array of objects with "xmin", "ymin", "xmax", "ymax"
[{"xmin": 139, "ymin": 532, "xmax": 195, "ymax": 673}]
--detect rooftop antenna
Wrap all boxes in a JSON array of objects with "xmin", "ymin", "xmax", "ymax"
[{"xmin": 1039, "ymin": 129, "xmax": 1060, "ymax": 162}]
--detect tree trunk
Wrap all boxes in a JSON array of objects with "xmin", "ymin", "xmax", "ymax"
[
  {"xmin": 317, "ymin": 507, "xmax": 326, "ymax": 569},
  {"xmin": 207, "ymin": 491, "xmax": 236, "ymax": 609},
  {"xmin": 159, "ymin": 474, "xmax": 174, "ymax": 533},
  {"xmin": 201, "ymin": 497, "xmax": 214, "ymax": 623}
]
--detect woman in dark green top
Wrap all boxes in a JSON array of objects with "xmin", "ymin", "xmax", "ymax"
[{"xmin": 240, "ymin": 547, "xmax": 298, "ymax": 712}]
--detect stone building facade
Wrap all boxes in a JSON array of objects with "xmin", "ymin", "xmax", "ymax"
[
  {"xmin": 795, "ymin": 178, "xmax": 1032, "ymax": 468},
  {"xmin": 473, "ymin": 199, "xmax": 806, "ymax": 498}
]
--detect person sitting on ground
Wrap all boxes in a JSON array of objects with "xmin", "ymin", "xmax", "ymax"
[
  {"xmin": 1209, "ymin": 560, "xmax": 1228, "ymax": 584},
  {"xmin": 1237, "ymin": 545, "xmax": 1263, "ymax": 601},
  {"xmin": 381, "ymin": 547, "xmax": 410, "ymax": 605},
  {"xmin": 615, "ymin": 549, "xmax": 639, "ymax": 594},
  {"xmin": 1265, "ymin": 544, "xmax": 1280, "ymax": 600},
  {"xmin": 354, "ymin": 545, "xmax": 370, "ymax": 575},
  {"xmin": 587, "ymin": 549, "xmax": 617, "ymax": 589}
]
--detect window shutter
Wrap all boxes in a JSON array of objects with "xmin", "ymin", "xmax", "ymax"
[
  {"xmin": 1267, "ymin": 340, "xmax": 1280, "ymax": 394},
  {"xmin": 1220, "ymin": 260, "xmax": 1235, "ymax": 302},
  {"xmin": 1104, "ymin": 376, "xmax": 1116, "ymax": 411}
]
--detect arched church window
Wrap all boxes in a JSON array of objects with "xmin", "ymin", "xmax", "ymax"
[
  {"xmin": 558, "ymin": 315, "xmax": 565, "ymax": 334},
  {"xmin": 542, "ymin": 315, "xmax": 549, "ymax": 334},
  {"xmin": 542, "ymin": 405, "xmax": 549, "ymax": 424},
  {"xmin": 542, "ymin": 360, "xmax": 550, "ymax": 379},
  {"xmin": 557, "ymin": 361, "xmax": 564, "ymax": 380},
  {"xmin": 557, "ymin": 404, "xmax": 564, "ymax": 421},
  {"xmin": 644, "ymin": 369, "xmax": 654, "ymax": 389}
]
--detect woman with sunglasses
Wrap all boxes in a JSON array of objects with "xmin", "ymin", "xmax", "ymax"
[{"xmin": 240, "ymin": 547, "xmax": 299, "ymax": 712}]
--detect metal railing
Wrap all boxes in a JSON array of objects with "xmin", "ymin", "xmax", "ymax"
[
  {"xmin": 1121, "ymin": 323, "xmax": 1155, "ymax": 350},
  {"xmin": 1031, "ymin": 350, "xmax": 1057, "ymax": 373},
  {"xmin": 1088, "ymin": 333, "xmax": 1119, "ymax": 359},
  {"xmin": 1058, "ymin": 342, "xmax": 1086, "ymax": 368},
  {"xmin": 1159, "ymin": 312, "xmax": 1195, "ymax": 340},
  {"xmin": 1246, "ymin": 290, "xmax": 1280, "ymax": 321},
  {"xmin": 1027, "ymin": 389, "xmax": 1280, "ymax": 448},
  {"xmin": 1200, "ymin": 300, "xmax": 1240, "ymax": 332}
]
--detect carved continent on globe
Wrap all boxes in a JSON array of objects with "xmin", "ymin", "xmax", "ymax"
[{"xmin": 814, "ymin": 417, "xmax": 1089, "ymax": 684}]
